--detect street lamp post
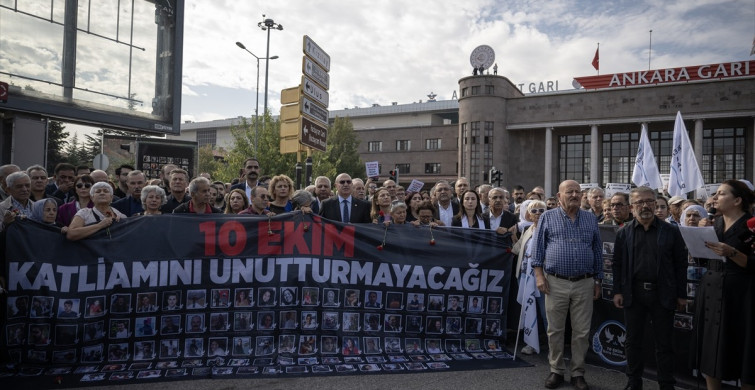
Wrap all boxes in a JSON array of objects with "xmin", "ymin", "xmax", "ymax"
[
  {"xmin": 257, "ymin": 16, "xmax": 283, "ymax": 119},
  {"xmin": 236, "ymin": 41, "xmax": 278, "ymax": 156}
]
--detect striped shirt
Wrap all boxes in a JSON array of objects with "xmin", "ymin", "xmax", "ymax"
[{"xmin": 530, "ymin": 207, "xmax": 604, "ymax": 279}]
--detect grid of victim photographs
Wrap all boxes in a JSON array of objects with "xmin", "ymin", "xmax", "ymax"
[{"xmin": 6, "ymin": 286, "xmax": 510, "ymax": 378}]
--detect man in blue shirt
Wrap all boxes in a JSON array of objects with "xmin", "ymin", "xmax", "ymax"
[{"xmin": 531, "ymin": 180, "xmax": 603, "ymax": 390}]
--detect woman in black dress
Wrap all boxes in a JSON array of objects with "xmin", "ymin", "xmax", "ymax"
[{"xmin": 700, "ymin": 179, "xmax": 754, "ymax": 389}]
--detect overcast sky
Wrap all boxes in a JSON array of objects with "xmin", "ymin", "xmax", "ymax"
[{"xmin": 180, "ymin": 0, "xmax": 755, "ymax": 123}]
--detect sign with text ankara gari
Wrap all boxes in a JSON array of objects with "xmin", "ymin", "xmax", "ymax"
[
  {"xmin": 3, "ymin": 213, "xmax": 515, "ymax": 384},
  {"xmin": 574, "ymin": 60, "xmax": 755, "ymax": 90}
]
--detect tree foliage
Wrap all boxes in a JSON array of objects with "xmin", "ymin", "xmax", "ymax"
[
  {"xmin": 46, "ymin": 120, "xmax": 69, "ymax": 173},
  {"xmin": 210, "ymin": 114, "xmax": 364, "ymax": 186},
  {"xmin": 312, "ymin": 116, "xmax": 365, "ymax": 180},
  {"xmin": 197, "ymin": 144, "xmax": 226, "ymax": 178}
]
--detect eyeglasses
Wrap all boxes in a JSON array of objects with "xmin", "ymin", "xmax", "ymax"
[
  {"xmin": 76, "ymin": 183, "xmax": 92, "ymax": 189},
  {"xmin": 632, "ymin": 200, "xmax": 656, "ymax": 206},
  {"xmin": 610, "ymin": 203, "xmax": 627, "ymax": 208},
  {"xmin": 339, "ymin": 180, "xmax": 352, "ymax": 185},
  {"xmin": 262, "ymin": 195, "xmax": 273, "ymax": 201},
  {"xmin": 529, "ymin": 208, "xmax": 546, "ymax": 214}
]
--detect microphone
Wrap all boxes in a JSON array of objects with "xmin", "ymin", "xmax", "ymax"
[
  {"xmin": 707, "ymin": 207, "xmax": 716, "ymax": 221},
  {"xmin": 737, "ymin": 216, "xmax": 755, "ymax": 246}
]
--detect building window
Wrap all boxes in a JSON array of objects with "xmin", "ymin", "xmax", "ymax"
[
  {"xmin": 602, "ymin": 132, "xmax": 639, "ymax": 185},
  {"xmin": 425, "ymin": 138, "xmax": 441, "ymax": 150},
  {"xmin": 396, "ymin": 164, "xmax": 410, "ymax": 174},
  {"xmin": 471, "ymin": 86, "xmax": 480, "ymax": 95},
  {"xmin": 196, "ymin": 129, "xmax": 217, "ymax": 147},
  {"xmin": 702, "ymin": 127, "xmax": 745, "ymax": 184},
  {"xmin": 559, "ymin": 135, "xmax": 591, "ymax": 184},
  {"xmin": 461, "ymin": 88, "xmax": 468, "ymax": 97},
  {"xmin": 396, "ymin": 140, "xmax": 411, "ymax": 151},
  {"xmin": 485, "ymin": 85, "xmax": 494, "ymax": 95},
  {"xmin": 368, "ymin": 141, "xmax": 382, "ymax": 152},
  {"xmin": 649, "ymin": 130, "xmax": 673, "ymax": 175},
  {"xmin": 425, "ymin": 163, "xmax": 441, "ymax": 174}
]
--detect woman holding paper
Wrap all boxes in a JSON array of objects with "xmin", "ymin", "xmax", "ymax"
[{"xmin": 697, "ymin": 179, "xmax": 754, "ymax": 390}]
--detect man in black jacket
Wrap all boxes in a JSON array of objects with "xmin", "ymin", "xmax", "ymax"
[
  {"xmin": 612, "ymin": 186, "xmax": 687, "ymax": 390},
  {"xmin": 319, "ymin": 173, "xmax": 371, "ymax": 223}
]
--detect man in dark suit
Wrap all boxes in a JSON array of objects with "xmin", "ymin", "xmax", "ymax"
[
  {"xmin": 230, "ymin": 158, "xmax": 261, "ymax": 202},
  {"xmin": 319, "ymin": 173, "xmax": 371, "ymax": 223},
  {"xmin": 612, "ymin": 186, "xmax": 687, "ymax": 390},
  {"xmin": 432, "ymin": 181, "xmax": 459, "ymax": 226},
  {"xmin": 45, "ymin": 162, "xmax": 76, "ymax": 203}
]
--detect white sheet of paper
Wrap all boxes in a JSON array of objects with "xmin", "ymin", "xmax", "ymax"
[{"xmin": 678, "ymin": 226, "xmax": 725, "ymax": 260}]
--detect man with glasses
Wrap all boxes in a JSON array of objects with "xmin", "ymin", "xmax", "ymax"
[
  {"xmin": 603, "ymin": 193, "xmax": 632, "ymax": 227},
  {"xmin": 432, "ymin": 181, "xmax": 459, "ymax": 227},
  {"xmin": 239, "ymin": 186, "xmax": 272, "ymax": 216},
  {"xmin": 485, "ymin": 187, "xmax": 519, "ymax": 242},
  {"xmin": 531, "ymin": 180, "xmax": 603, "ymax": 390},
  {"xmin": 612, "ymin": 187, "xmax": 687, "ymax": 390},
  {"xmin": 320, "ymin": 173, "xmax": 371, "ymax": 223}
]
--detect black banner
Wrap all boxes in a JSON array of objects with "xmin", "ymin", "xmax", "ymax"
[
  {"xmin": 3, "ymin": 213, "xmax": 521, "ymax": 384},
  {"xmin": 588, "ymin": 225, "xmax": 698, "ymax": 385}
]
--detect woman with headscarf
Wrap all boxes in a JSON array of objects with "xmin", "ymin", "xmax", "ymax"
[
  {"xmin": 517, "ymin": 199, "xmax": 534, "ymax": 234},
  {"xmin": 512, "ymin": 200, "xmax": 548, "ymax": 355},
  {"xmin": 680, "ymin": 204, "xmax": 708, "ymax": 227},
  {"xmin": 30, "ymin": 198, "xmax": 66, "ymax": 232},
  {"xmin": 57, "ymin": 174, "xmax": 95, "ymax": 226}
]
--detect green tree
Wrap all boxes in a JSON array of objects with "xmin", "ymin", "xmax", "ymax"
[
  {"xmin": 46, "ymin": 120, "xmax": 69, "ymax": 173},
  {"xmin": 198, "ymin": 144, "xmax": 226, "ymax": 179},
  {"xmin": 312, "ymin": 116, "xmax": 365, "ymax": 179},
  {"xmin": 219, "ymin": 114, "xmax": 297, "ymax": 183},
  {"xmin": 63, "ymin": 132, "xmax": 86, "ymax": 166}
]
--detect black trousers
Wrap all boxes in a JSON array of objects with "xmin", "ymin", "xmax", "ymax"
[{"xmin": 623, "ymin": 286, "xmax": 675, "ymax": 387}]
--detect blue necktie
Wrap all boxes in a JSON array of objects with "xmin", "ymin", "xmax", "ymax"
[{"xmin": 342, "ymin": 199, "xmax": 350, "ymax": 223}]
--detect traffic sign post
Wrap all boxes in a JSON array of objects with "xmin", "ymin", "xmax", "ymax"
[{"xmin": 279, "ymin": 36, "xmax": 330, "ymax": 155}]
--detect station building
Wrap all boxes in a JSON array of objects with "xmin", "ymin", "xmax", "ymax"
[{"xmin": 176, "ymin": 60, "xmax": 755, "ymax": 196}]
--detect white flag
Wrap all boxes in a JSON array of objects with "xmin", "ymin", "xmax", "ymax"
[
  {"xmin": 516, "ymin": 243, "xmax": 540, "ymax": 353},
  {"xmin": 631, "ymin": 123, "xmax": 663, "ymax": 190},
  {"xmin": 668, "ymin": 111, "xmax": 705, "ymax": 197}
]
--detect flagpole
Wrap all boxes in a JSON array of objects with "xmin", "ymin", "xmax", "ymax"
[
  {"xmin": 597, "ymin": 43, "xmax": 599, "ymax": 75},
  {"xmin": 648, "ymin": 30, "xmax": 653, "ymax": 70}
]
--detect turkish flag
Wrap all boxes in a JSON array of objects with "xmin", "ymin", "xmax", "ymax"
[{"xmin": 591, "ymin": 48, "xmax": 599, "ymax": 71}]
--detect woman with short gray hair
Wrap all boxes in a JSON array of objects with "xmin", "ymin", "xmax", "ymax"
[{"xmin": 138, "ymin": 185, "xmax": 167, "ymax": 215}]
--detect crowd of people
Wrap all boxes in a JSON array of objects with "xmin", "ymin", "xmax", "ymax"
[{"xmin": 0, "ymin": 158, "xmax": 752, "ymax": 390}]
